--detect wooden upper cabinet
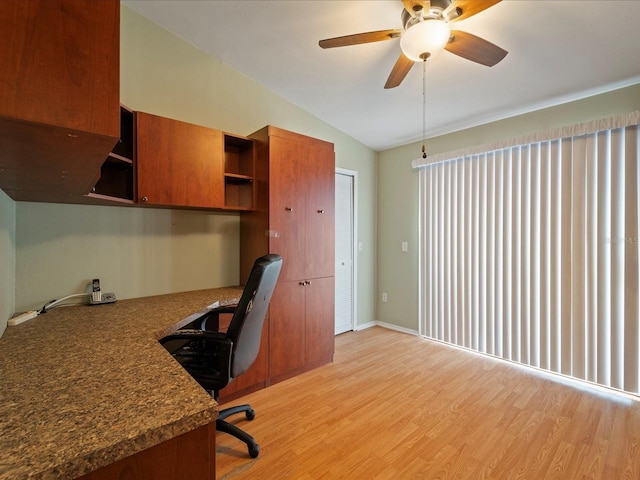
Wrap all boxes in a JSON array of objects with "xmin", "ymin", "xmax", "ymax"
[
  {"xmin": 0, "ymin": 0, "xmax": 119, "ymax": 135},
  {"xmin": 304, "ymin": 142, "xmax": 335, "ymax": 280},
  {"xmin": 136, "ymin": 112, "xmax": 224, "ymax": 209},
  {"xmin": 267, "ymin": 129, "xmax": 335, "ymax": 282},
  {"xmin": 269, "ymin": 136, "xmax": 308, "ymax": 282},
  {"xmin": 0, "ymin": 0, "xmax": 120, "ymax": 200}
]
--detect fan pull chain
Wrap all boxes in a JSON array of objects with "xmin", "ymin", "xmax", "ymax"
[{"xmin": 421, "ymin": 57, "xmax": 427, "ymax": 159}]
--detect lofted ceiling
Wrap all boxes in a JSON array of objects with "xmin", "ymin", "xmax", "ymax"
[{"xmin": 123, "ymin": 0, "xmax": 640, "ymax": 152}]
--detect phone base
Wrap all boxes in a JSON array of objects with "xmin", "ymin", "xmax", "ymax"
[{"xmin": 89, "ymin": 293, "xmax": 117, "ymax": 305}]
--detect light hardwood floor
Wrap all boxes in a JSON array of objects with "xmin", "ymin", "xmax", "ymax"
[{"xmin": 215, "ymin": 327, "xmax": 640, "ymax": 479}]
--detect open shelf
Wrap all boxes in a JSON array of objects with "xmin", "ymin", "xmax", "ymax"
[
  {"xmin": 89, "ymin": 106, "xmax": 135, "ymax": 203},
  {"xmin": 112, "ymin": 107, "xmax": 134, "ymax": 160},
  {"xmin": 224, "ymin": 134, "xmax": 255, "ymax": 210},
  {"xmin": 91, "ymin": 154, "xmax": 134, "ymax": 200},
  {"xmin": 224, "ymin": 174, "xmax": 254, "ymax": 210}
]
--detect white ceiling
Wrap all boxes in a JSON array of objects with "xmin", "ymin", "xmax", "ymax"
[{"xmin": 123, "ymin": 0, "xmax": 640, "ymax": 152}]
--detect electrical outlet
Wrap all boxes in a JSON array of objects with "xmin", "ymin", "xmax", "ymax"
[{"xmin": 382, "ymin": 292, "xmax": 388, "ymax": 302}]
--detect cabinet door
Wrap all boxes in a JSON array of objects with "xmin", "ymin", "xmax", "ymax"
[
  {"xmin": 0, "ymin": 0, "xmax": 120, "ymax": 200},
  {"xmin": 305, "ymin": 276, "xmax": 335, "ymax": 366},
  {"xmin": 268, "ymin": 136, "xmax": 307, "ymax": 281},
  {"xmin": 0, "ymin": 0, "xmax": 119, "ymax": 136},
  {"xmin": 77, "ymin": 423, "xmax": 215, "ymax": 480},
  {"xmin": 136, "ymin": 112, "xmax": 224, "ymax": 208},
  {"xmin": 269, "ymin": 280, "xmax": 306, "ymax": 379},
  {"xmin": 304, "ymin": 144, "xmax": 335, "ymax": 279}
]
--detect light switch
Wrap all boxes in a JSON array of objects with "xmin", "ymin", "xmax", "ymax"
[{"xmin": 401, "ymin": 241, "xmax": 408, "ymax": 252}]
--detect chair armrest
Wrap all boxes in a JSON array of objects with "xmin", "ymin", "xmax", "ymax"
[
  {"xmin": 188, "ymin": 304, "xmax": 238, "ymax": 332},
  {"xmin": 211, "ymin": 304, "xmax": 238, "ymax": 315},
  {"xmin": 160, "ymin": 329, "xmax": 227, "ymax": 343},
  {"xmin": 160, "ymin": 330, "xmax": 233, "ymax": 389}
]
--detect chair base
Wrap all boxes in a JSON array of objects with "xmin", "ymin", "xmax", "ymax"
[{"xmin": 217, "ymin": 403, "xmax": 260, "ymax": 458}]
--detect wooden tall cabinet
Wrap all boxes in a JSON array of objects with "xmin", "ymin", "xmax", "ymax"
[
  {"xmin": 0, "ymin": 0, "xmax": 120, "ymax": 201},
  {"xmin": 243, "ymin": 126, "xmax": 335, "ymax": 385}
]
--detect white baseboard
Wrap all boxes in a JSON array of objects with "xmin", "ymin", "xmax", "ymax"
[
  {"xmin": 354, "ymin": 321, "xmax": 377, "ymax": 331},
  {"xmin": 355, "ymin": 321, "xmax": 419, "ymax": 336}
]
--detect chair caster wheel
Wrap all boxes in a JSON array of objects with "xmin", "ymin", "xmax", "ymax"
[
  {"xmin": 249, "ymin": 443, "xmax": 260, "ymax": 458},
  {"xmin": 246, "ymin": 408, "xmax": 256, "ymax": 420}
]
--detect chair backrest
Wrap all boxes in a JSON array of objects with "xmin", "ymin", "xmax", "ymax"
[{"xmin": 227, "ymin": 254, "xmax": 282, "ymax": 378}]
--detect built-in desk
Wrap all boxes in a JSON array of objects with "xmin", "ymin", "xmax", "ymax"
[{"xmin": 0, "ymin": 287, "xmax": 243, "ymax": 480}]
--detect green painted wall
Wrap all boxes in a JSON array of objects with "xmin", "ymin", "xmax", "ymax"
[
  {"xmin": 7, "ymin": 6, "xmax": 377, "ymax": 333},
  {"xmin": 0, "ymin": 189, "xmax": 15, "ymax": 336},
  {"xmin": 4, "ymin": 3, "xmax": 638, "ymax": 337},
  {"xmin": 376, "ymin": 83, "xmax": 640, "ymax": 332}
]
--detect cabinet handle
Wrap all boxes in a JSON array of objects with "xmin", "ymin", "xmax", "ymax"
[
  {"xmin": 317, "ymin": 209, "xmax": 325, "ymax": 213},
  {"xmin": 299, "ymin": 281, "xmax": 306, "ymax": 286},
  {"xmin": 305, "ymin": 280, "xmax": 311, "ymax": 285},
  {"xmin": 285, "ymin": 207, "xmax": 294, "ymax": 212},
  {"xmin": 141, "ymin": 196, "xmax": 148, "ymax": 203}
]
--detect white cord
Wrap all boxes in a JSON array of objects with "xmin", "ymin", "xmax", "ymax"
[
  {"xmin": 41, "ymin": 293, "xmax": 90, "ymax": 313},
  {"xmin": 421, "ymin": 57, "xmax": 427, "ymax": 159}
]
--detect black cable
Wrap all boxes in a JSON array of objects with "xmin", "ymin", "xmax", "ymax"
[{"xmin": 39, "ymin": 299, "xmax": 56, "ymax": 315}]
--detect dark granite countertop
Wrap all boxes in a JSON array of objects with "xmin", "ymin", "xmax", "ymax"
[{"xmin": 0, "ymin": 287, "xmax": 243, "ymax": 480}]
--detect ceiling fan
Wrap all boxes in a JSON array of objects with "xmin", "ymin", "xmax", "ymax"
[{"xmin": 319, "ymin": 0, "xmax": 508, "ymax": 89}]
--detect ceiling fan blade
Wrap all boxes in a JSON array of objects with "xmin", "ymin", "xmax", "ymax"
[
  {"xmin": 445, "ymin": 0, "xmax": 501, "ymax": 22},
  {"xmin": 384, "ymin": 53, "xmax": 415, "ymax": 89},
  {"xmin": 445, "ymin": 30, "xmax": 507, "ymax": 66},
  {"xmin": 319, "ymin": 30, "xmax": 401, "ymax": 49},
  {"xmin": 402, "ymin": 0, "xmax": 430, "ymax": 17}
]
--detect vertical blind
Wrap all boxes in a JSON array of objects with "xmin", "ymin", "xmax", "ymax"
[{"xmin": 414, "ymin": 112, "xmax": 640, "ymax": 395}]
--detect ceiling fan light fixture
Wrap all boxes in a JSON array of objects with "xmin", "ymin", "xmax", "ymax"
[{"xmin": 400, "ymin": 19, "xmax": 451, "ymax": 62}]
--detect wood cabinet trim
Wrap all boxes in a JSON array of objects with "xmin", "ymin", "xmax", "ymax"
[{"xmin": 265, "ymin": 125, "xmax": 334, "ymax": 151}]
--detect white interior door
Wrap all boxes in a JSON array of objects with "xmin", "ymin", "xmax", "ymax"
[{"xmin": 335, "ymin": 170, "xmax": 356, "ymax": 334}]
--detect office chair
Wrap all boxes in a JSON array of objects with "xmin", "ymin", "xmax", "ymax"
[{"xmin": 160, "ymin": 254, "xmax": 282, "ymax": 458}]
